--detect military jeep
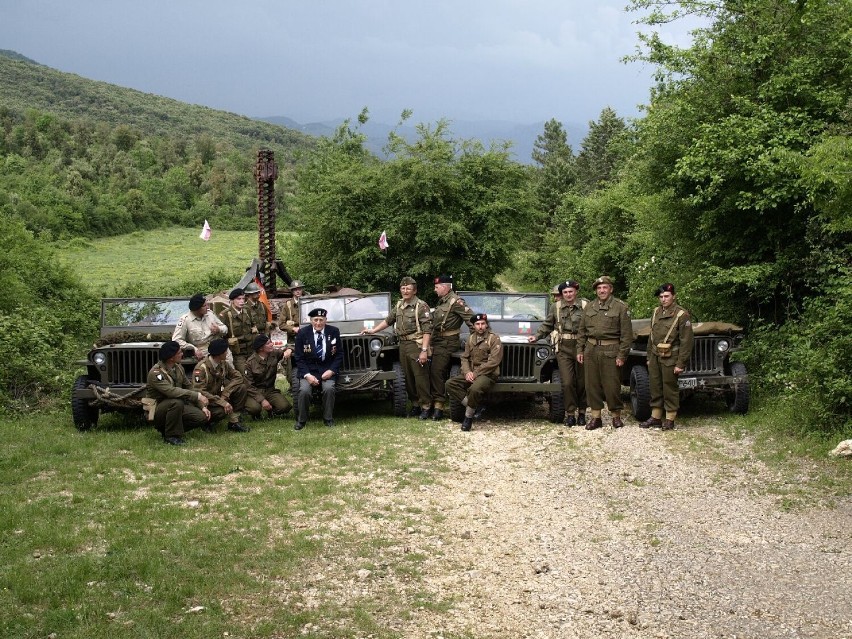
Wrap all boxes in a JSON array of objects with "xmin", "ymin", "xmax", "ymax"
[
  {"xmin": 295, "ymin": 291, "xmax": 407, "ymax": 415},
  {"xmin": 449, "ymin": 291, "xmax": 563, "ymax": 422},
  {"xmin": 625, "ymin": 319, "xmax": 749, "ymax": 420},
  {"xmin": 70, "ymin": 297, "xmax": 195, "ymax": 430}
]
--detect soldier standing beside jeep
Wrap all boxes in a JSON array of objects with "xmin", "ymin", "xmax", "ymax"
[
  {"xmin": 279, "ymin": 279, "xmax": 306, "ymax": 340},
  {"xmin": 530, "ymin": 280, "xmax": 588, "ymax": 426},
  {"xmin": 362, "ymin": 277, "xmax": 433, "ymax": 419},
  {"xmin": 576, "ymin": 276, "xmax": 633, "ymax": 430},
  {"xmin": 429, "ymin": 274, "xmax": 474, "ymax": 421},
  {"xmin": 145, "ymin": 340, "xmax": 211, "ymax": 446},
  {"xmin": 639, "ymin": 283, "xmax": 694, "ymax": 431},
  {"xmin": 219, "ymin": 287, "xmax": 259, "ymax": 373}
]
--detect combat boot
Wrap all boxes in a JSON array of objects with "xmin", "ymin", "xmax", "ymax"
[
  {"xmin": 611, "ymin": 416, "xmax": 624, "ymax": 429},
  {"xmin": 461, "ymin": 417, "xmax": 473, "ymax": 431},
  {"xmin": 577, "ymin": 412, "xmax": 587, "ymax": 426},
  {"xmin": 431, "ymin": 409, "xmax": 445, "ymax": 421},
  {"xmin": 661, "ymin": 419, "xmax": 675, "ymax": 431},
  {"xmin": 585, "ymin": 417, "xmax": 603, "ymax": 431},
  {"xmin": 639, "ymin": 417, "xmax": 662, "ymax": 429},
  {"xmin": 565, "ymin": 415, "xmax": 577, "ymax": 427}
]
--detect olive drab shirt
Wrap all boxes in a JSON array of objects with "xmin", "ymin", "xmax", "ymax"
[
  {"xmin": 384, "ymin": 296, "xmax": 433, "ymax": 339},
  {"xmin": 650, "ymin": 303, "xmax": 694, "ymax": 369},
  {"xmin": 146, "ymin": 360, "xmax": 201, "ymax": 404},
  {"xmin": 461, "ymin": 330, "xmax": 504, "ymax": 380},
  {"xmin": 535, "ymin": 299, "xmax": 588, "ymax": 353},
  {"xmin": 191, "ymin": 356, "xmax": 244, "ymax": 408},
  {"xmin": 248, "ymin": 299, "xmax": 273, "ymax": 334},
  {"xmin": 280, "ymin": 298, "xmax": 300, "ymax": 338},
  {"xmin": 577, "ymin": 296, "xmax": 633, "ymax": 359},
  {"xmin": 219, "ymin": 306, "xmax": 259, "ymax": 355},
  {"xmin": 243, "ymin": 350, "xmax": 285, "ymax": 402},
  {"xmin": 432, "ymin": 291, "xmax": 474, "ymax": 337}
]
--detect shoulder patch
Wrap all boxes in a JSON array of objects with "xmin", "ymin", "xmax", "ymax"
[{"xmin": 156, "ymin": 374, "xmax": 163, "ymax": 381}]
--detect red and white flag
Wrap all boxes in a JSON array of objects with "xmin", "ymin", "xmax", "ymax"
[
  {"xmin": 199, "ymin": 220, "xmax": 212, "ymax": 241},
  {"xmin": 378, "ymin": 230, "xmax": 389, "ymax": 251}
]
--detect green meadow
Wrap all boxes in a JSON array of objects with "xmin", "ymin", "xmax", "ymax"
[{"xmin": 53, "ymin": 228, "xmax": 263, "ymax": 296}]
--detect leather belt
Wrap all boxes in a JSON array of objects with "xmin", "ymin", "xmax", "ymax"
[
  {"xmin": 434, "ymin": 329, "xmax": 460, "ymax": 338},
  {"xmin": 592, "ymin": 338, "xmax": 619, "ymax": 346}
]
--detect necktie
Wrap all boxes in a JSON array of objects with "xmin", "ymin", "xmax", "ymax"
[{"xmin": 315, "ymin": 331, "xmax": 324, "ymax": 360}]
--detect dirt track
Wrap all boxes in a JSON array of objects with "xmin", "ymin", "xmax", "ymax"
[{"xmin": 390, "ymin": 410, "xmax": 852, "ymax": 639}]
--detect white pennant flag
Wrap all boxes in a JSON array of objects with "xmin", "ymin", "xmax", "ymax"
[
  {"xmin": 199, "ymin": 219, "xmax": 212, "ymax": 241},
  {"xmin": 378, "ymin": 230, "xmax": 389, "ymax": 251}
]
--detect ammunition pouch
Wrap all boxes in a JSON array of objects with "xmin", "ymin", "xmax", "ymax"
[
  {"xmin": 141, "ymin": 397, "xmax": 157, "ymax": 422},
  {"xmin": 656, "ymin": 343, "xmax": 672, "ymax": 353}
]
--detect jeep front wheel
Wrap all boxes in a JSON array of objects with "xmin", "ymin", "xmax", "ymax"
[
  {"xmin": 71, "ymin": 375, "xmax": 99, "ymax": 431},
  {"xmin": 391, "ymin": 362, "xmax": 408, "ymax": 417},
  {"xmin": 726, "ymin": 362, "xmax": 750, "ymax": 414},
  {"xmin": 547, "ymin": 369, "xmax": 565, "ymax": 423},
  {"xmin": 629, "ymin": 365, "xmax": 651, "ymax": 421}
]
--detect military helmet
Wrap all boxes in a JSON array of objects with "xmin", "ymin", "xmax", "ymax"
[{"xmin": 243, "ymin": 281, "xmax": 262, "ymax": 294}]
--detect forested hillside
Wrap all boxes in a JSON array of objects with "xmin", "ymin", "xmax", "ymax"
[{"xmin": 0, "ymin": 52, "xmax": 314, "ymax": 238}]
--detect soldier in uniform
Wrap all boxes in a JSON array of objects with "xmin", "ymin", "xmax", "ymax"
[
  {"xmin": 145, "ymin": 340, "xmax": 211, "ymax": 446},
  {"xmin": 446, "ymin": 313, "xmax": 503, "ymax": 431},
  {"xmin": 293, "ymin": 308, "xmax": 343, "ymax": 429},
  {"xmin": 191, "ymin": 338, "xmax": 250, "ymax": 433},
  {"xmin": 243, "ymin": 334, "xmax": 293, "ymax": 420},
  {"xmin": 428, "ymin": 274, "xmax": 474, "ymax": 421},
  {"xmin": 576, "ymin": 276, "xmax": 633, "ymax": 430},
  {"xmin": 530, "ymin": 280, "xmax": 588, "ymax": 426},
  {"xmin": 639, "ymin": 283, "xmax": 694, "ymax": 431},
  {"xmin": 362, "ymin": 276, "xmax": 433, "ymax": 419},
  {"xmin": 219, "ymin": 287, "xmax": 260, "ymax": 373},
  {"xmin": 279, "ymin": 279, "xmax": 306, "ymax": 341},
  {"xmin": 172, "ymin": 293, "xmax": 228, "ymax": 360},
  {"xmin": 244, "ymin": 281, "xmax": 274, "ymax": 334}
]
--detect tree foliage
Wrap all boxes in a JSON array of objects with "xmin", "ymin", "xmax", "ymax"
[{"xmin": 289, "ymin": 115, "xmax": 535, "ymax": 297}]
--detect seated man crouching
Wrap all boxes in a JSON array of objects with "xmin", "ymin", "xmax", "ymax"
[
  {"xmin": 243, "ymin": 334, "xmax": 293, "ymax": 419},
  {"xmin": 191, "ymin": 337, "xmax": 250, "ymax": 433},
  {"xmin": 445, "ymin": 313, "xmax": 503, "ymax": 431},
  {"xmin": 145, "ymin": 340, "xmax": 211, "ymax": 446}
]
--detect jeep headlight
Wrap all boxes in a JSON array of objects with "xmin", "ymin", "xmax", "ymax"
[
  {"xmin": 369, "ymin": 338, "xmax": 383, "ymax": 353},
  {"xmin": 716, "ymin": 339, "xmax": 730, "ymax": 353},
  {"xmin": 536, "ymin": 347, "xmax": 550, "ymax": 360},
  {"xmin": 93, "ymin": 352, "xmax": 107, "ymax": 365}
]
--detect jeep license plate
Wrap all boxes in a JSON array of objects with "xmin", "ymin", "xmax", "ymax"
[{"xmin": 678, "ymin": 377, "xmax": 697, "ymax": 389}]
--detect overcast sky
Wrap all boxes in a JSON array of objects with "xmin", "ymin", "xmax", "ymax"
[{"xmin": 0, "ymin": 0, "xmax": 699, "ymax": 127}]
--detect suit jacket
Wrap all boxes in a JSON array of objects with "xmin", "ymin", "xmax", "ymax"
[{"xmin": 294, "ymin": 324, "xmax": 343, "ymax": 379}]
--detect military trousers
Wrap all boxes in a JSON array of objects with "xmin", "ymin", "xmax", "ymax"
[
  {"xmin": 583, "ymin": 343, "xmax": 624, "ymax": 412},
  {"xmin": 245, "ymin": 388, "xmax": 292, "ymax": 418},
  {"xmin": 648, "ymin": 355, "xmax": 680, "ymax": 415},
  {"xmin": 555, "ymin": 345, "xmax": 585, "ymax": 414},
  {"xmin": 399, "ymin": 340, "xmax": 431, "ymax": 409},
  {"xmin": 429, "ymin": 335, "xmax": 458, "ymax": 409},
  {"xmin": 153, "ymin": 398, "xmax": 208, "ymax": 439},
  {"xmin": 446, "ymin": 374, "xmax": 496, "ymax": 410},
  {"xmin": 207, "ymin": 384, "xmax": 248, "ymax": 425},
  {"xmin": 297, "ymin": 378, "xmax": 336, "ymax": 423}
]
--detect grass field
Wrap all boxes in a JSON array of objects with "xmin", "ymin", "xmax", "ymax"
[
  {"xmin": 53, "ymin": 228, "xmax": 262, "ymax": 296},
  {"xmin": 0, "ymin": 402, "xmax": 458, "ymax": 639}
]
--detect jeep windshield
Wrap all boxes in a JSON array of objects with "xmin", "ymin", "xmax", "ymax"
[
  {"xmin": 102, "ymin": 298, "xmax": 191, "ymax": 329},
  {"xmin": 460, "ymin": 293, "xmax": 549, "ymax": 321},
  {"xmin": 299, "ymin": 293, "xmax": 391, "ymax": 323}
]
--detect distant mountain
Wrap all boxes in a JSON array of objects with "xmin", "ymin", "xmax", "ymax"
[{"xmin": 259, "ymin": 116, "xmax": 588, "ymax": 165}]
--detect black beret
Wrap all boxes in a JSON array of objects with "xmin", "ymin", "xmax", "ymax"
[
  {"xmin": 558, "ymin": 280, "xmax": 580, "ymax": 293},
  {"xmin": 308, "ymin": 308, "xmax": 328, "ymax": 318},
  {"xmin": 434, "ymin": 274, "xmax": 453, "ymax": 284},
  {"xmin": 657, "ymin": 283, "xmax": 675, "ymax": 296},
  {"xmin": 159, "ymin": 340, "xmax": 181, "ymax": 361},
  {"xmin": 229, "ymin": 287, "xmax": 245, "ymax": 300},
  {"xmin": 253, "ymin": 334, "xmax": 270, "ymax": 351},
  {"xmin": 189, "ymin": 293, "xmax": 206, "ymax": 310},
  {"xmin": 208, "ymin": 338, "xmax": 229, "ymax": 356},
  {"xmin": 473, "ymin": 313, "xmax": 489, "ymax": 323}
]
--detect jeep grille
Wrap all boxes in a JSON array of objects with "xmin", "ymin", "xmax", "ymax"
[
  {"xmin": 104, "ymin": 348, "xmax": 159, "ymax": 384},
  {"xmin": 686, "ymin": 337, "xmax": 720, "ymax": 374},
  {"xmin": 342, "ymin": 336, "xmax": 375, "ymax": 372},
  {"xmin": 499, "ymin": 344, "xmax": 539, "ymax": 382}
]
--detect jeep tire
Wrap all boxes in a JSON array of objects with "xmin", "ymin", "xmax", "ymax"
[
  {"xmin": 629, "ymin": 364, "xmax": 651, "ymax": 421},
  {"xmin": 71, "ymin": 375, "xmax": 100, "ymax": 431}
]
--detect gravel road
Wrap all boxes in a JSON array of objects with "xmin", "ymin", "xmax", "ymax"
[{"xmin": 393, "ymin": 410, "xmax": 851, "ymax": 639}]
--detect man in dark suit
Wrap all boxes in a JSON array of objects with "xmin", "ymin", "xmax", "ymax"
[{"xmin": 293, "ymin": 307, "xmax": 343, "ymax": 430}]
